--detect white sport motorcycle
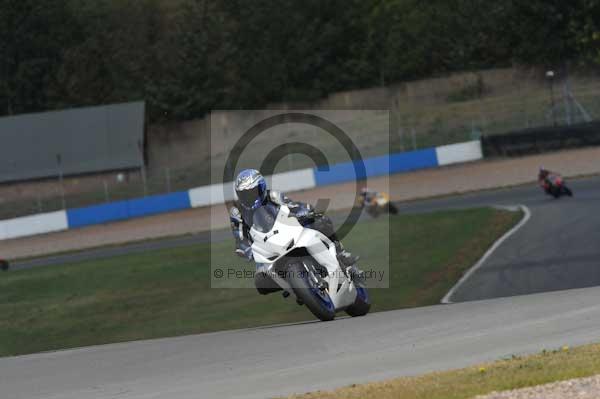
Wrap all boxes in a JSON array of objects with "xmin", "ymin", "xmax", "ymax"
[{"xmin": 250, "ymin": 203, "xmax": 370, "ymax": 321}]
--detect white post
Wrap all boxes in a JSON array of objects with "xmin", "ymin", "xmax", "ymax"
[
  {"xmin": 165, "ymin": 167, "xmax": 172, "ymax": 193},
  {"xmin": 56, "ymin": 154, "xmax": 66, "ymax": 209},
  {"xmin": 103, "ymin": 180, "xmax": 110, "ymax": 202},
  {"xmin": 137, "ymin": 140, "xmax": 148, "ymax": 196},
  {"xmin": 563, "ymin": 80, "xmax": 572, "ymax": 125}
]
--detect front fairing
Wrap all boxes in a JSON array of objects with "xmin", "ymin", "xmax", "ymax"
[
  {"xmin": 250, "ymin": 205, "xmax": 305, "ymax": 264},
  {"xmin": 250, "ymin": 205, "xmax": 358, "ymax": 311}
]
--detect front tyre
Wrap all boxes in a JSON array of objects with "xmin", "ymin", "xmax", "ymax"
[
  {"xmin": 287, "ymin": 262, "xmax": 336, "ymax": 321},
  {"xmin": 346, "ymin": 284, "xmax": 371, "ymax": 317}
]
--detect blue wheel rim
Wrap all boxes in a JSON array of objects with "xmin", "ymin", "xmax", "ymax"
[
  {"xmin": 308, "ymin": 280, "xmax": 335, "ymax": 312},
  {"xmin": 356, "ymin": 285, "xmax": 370, "ymax": 304},
  {"xmin": 310, "ymin": 287, "xmax": 335, "ymax": 312}
]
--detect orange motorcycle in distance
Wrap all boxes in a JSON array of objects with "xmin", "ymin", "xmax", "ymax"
[{"xmin": 359, "ymin": 189, "xmax": 399, "ymax": 217}]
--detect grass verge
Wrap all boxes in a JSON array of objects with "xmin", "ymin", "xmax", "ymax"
[
  {"xmin": 0, "ymin": 208, "xmax": 520, "ymax": 357},
  {"xmin": 285, "ymin": 343, "xmax": 600, "ymax": 399}
]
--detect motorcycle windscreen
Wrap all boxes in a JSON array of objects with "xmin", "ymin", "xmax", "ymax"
[{"xmin": 251, "ymin": 203, "xmax": 280, "ymax": 233}]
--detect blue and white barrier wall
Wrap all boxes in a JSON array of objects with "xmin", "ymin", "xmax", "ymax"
[
  {"xmin": 0, "ymin": 210, "xmax": 68, "ymax": 240},
  {"xmin": 0, "ymin": 140, "xmax": 482, "ymax": 240},
  {"xmin": 436, "ymin": 140, "xmax": 483, "ymax": 167},
  {"xmin": 312, "ymin": 140, "xmax": 482, "ymax": 186},
  {"xmin": 66, "ymin": 191, "xmax": 191, "ymax": 229}
]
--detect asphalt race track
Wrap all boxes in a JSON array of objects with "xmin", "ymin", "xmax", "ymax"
[
  {"xmin": 3, "ymin": 176, "xmax": 600, "ymax": 399},
  {"xmin": 398, "ymin": 176, "xmax": 600, "ymax": 302},
  {"xmin": 2, "ymin": 287, "xmax": 600, "ymax": 399}
]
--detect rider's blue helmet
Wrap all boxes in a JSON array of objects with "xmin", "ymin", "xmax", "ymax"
[{"xmin": 235, "ymin": 169, "xmax": 267, "ymax": 210}]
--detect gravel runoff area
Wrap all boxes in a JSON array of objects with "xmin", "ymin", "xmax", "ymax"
[
  {"xmin": 476, "ymin": 375, "xmax": 600, "ymax": 399},
  {"xmin": 2, "ymin": 146, "xmax": 600, "ymax": 260}
]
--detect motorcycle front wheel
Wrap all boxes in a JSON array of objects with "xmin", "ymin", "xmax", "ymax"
[{"xmin": 287, "ymin": 262, "xmax": 336, "ymax": 321}]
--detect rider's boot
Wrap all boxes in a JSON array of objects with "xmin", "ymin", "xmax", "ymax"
[
  {"xmin": 334, "ymin": 241, "xmax": 359, "ymax": 267},
  {"xmin": 346, "ymin": 266, "xmax": 366, "ymax": 284},
  {"xmin": 334, "ymin": 242, "xmax": 365, "ymax": 283}
]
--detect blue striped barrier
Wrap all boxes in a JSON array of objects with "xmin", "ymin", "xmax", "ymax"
[
  {"xmin": 67, "ymin": 191, "xmax": 191, "ymax": 229},
  {"xmin": 312, "ymin": 141, "xmax": 482, "ymax": 186},
  {"xmin": 0, "ymin": 140, "xmax": 482, "ymax": 239},
  {"xmin": 313, "ymin": 148, "xmax": 439, "ymax": 186}
]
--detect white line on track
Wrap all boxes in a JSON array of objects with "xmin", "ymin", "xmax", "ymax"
[{"xmin": 441, "ymin": 204, "xmax": 532, "ymax": 304}]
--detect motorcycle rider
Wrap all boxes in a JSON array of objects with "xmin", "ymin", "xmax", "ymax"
[
  {"xmin": 230, "ymin": 169, "xmax": 363, "ymax": 294},
  {"xmin": 359, "ymin": 187, "xmax": 398, "ymax": 216},
  {"xmin": 538, "ymin": 167, "xmax": 559, "ymax": 194},
  {"xmin": 359, "ymin": 187, "xmax": 377, "ymax": 206}
]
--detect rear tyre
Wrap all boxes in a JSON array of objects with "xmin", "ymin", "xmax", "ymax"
[
  {"xmin": 287, "ymin": 262, "xmax": 336, "ymax": 321},
  {"xmin": 387, "ymin": 203, "xmax": 399, "ymax": 215},
  {"xmin": 346, "ymin": 284, "xmax": 371, "ymax": 317},
  {"xmin": 564, "ymin": 186, "xmax": 574, "ymax": 197},
  {"xmin": 367, "ymin": 207, "xmax": 380, "ymax": 218},
  {"xmin": 551, "ymin": 187, "xmax": 561, "ymax": 199}
]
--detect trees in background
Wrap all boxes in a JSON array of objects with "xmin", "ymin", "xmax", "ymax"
[
  {"xmin": 0, "ymin": 0, "xmax": 79, "ymax": 115},
  {"xmin": 0, "ymin": 0, "xmax": 598, "ymax": 123}
]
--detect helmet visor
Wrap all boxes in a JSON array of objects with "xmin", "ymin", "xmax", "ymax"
[{"xmin": 237, "ymin": 185, "xmax": 263, "ymax": 209}]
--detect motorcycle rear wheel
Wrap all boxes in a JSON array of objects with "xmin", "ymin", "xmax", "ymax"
[
  {"xmin": 346, "ymin": 283, "xmax": 371, "ymax": 317},
  {"xmin": 551, "ymin": 187, "xmax": 561, "ymax": 199}
]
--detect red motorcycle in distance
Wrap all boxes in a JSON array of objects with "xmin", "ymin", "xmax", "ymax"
[{"xmin": 541, "ymin": 174, "xmax": 573, "ymax": 199}]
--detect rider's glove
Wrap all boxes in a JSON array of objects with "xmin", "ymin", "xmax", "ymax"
[{"xmin": 294, "ymin": 207, "xmax": 311, "ymax": 218}]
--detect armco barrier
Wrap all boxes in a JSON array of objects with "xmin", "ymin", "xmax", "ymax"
[
  {"xmin": 0, "ymin": 211, "xmax": 68, "ymax": 240},
  {"xmin": 313, "ymin": 148, "xmax": 439, "ymax": 186},
  {"xmin": 311, "ymin": 142, "xmax": 482, "ymax": 187},
  {"xmin": 436, "ymin": 141, "xmax": 483, "ymax": 166},
  {"xmin": 187, "ymin": 169, "xmax": 317, "ymax": 208},
  {"xmin": 0, "ymin": 140, "xmax": 482, "ymax": 240},
  {"xmin": 67, "ymin": 191, "xmax": 191, "ymax": 229},
  {"xmin": 268, "ymin": 168, "xmax": 316, "ymax": 193},
  {"xmin": 189, "ymin": 183, "xmax": 234, "ymax": 208}
]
